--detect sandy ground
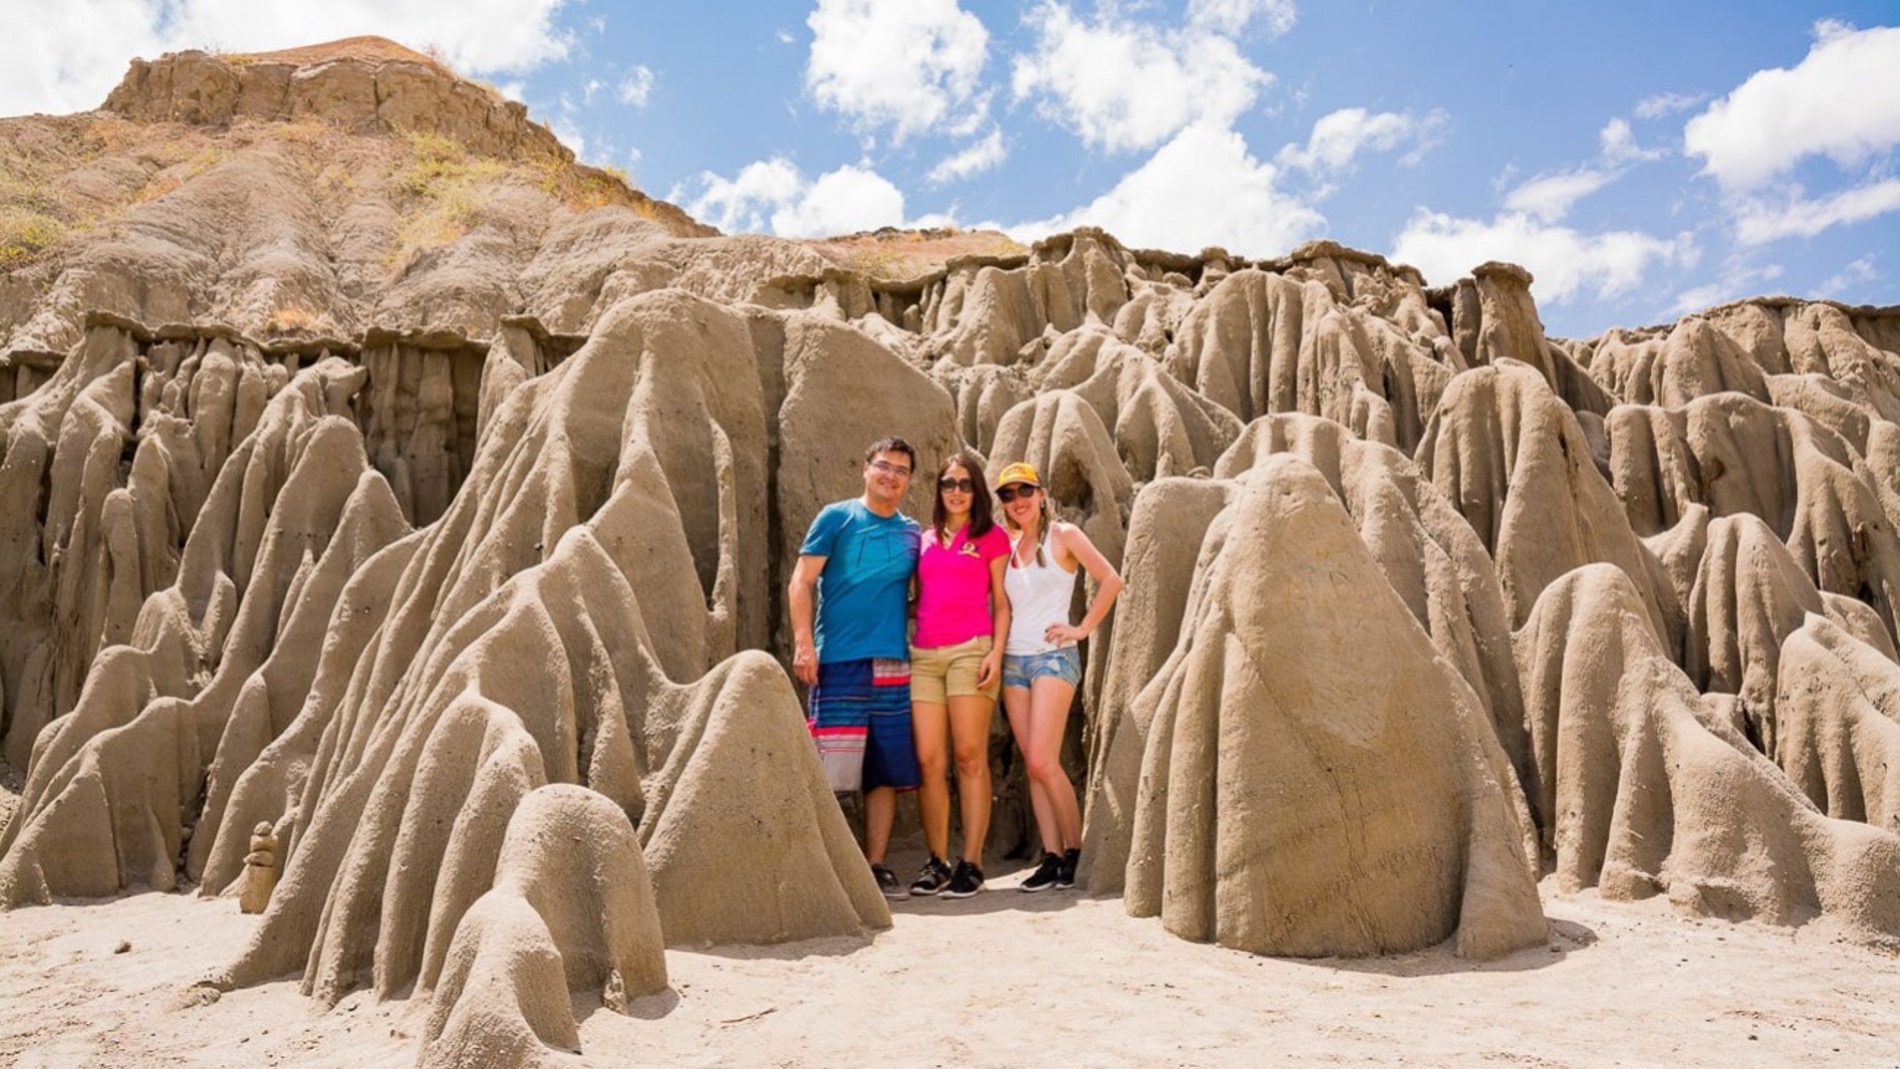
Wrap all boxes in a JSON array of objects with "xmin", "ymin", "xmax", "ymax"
[{"xmin": 5, "ymin": 848, "xmax": 1900, "ymax": 1069}]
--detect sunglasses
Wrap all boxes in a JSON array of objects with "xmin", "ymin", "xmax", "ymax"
[
  {"xmin": 996, "ymin": 484, "xmax": 1039, "ymax": 503},
  {"xmin": 939, "ymin": 477, "xmax": 975, "ymax": 493}
]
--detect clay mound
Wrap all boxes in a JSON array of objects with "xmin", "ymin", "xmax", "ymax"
[
  {"xmin": 0, "ymin": 317, "xmax": 426, "ymax": 768},
  {"xmin": 1716, "ymin": 300, "xmax": 1900, "ymax": 423},
  {"xmin": 1516, "ymin": 564, "xmax": 1900, "ymax": 936},
  {"xmin": 195, "ymin": 529, "xmax": 423, "ymax": 894},
  {"xmin": 1117, "ymin": 456, "xmax": 1547, "ymax": 960},
  {"xmin": 0, "ymin": 351, "xmax": 405, "ymax": 905},
  {"xmin": 1607, "ymin": 391, "xmax": 1900, "ymax": 641},
  {"xmin": 1165, "ymin": 266, "xmax": 1449, "ymax": 451},
  {"xmin": 420, "ymin": 894, "xmax": 582, "ymax": 1069},
  {"xmin": 422, "ymin": 783, "xmax": 666, "ymax": 1069},
  {"xmin": 199, "ymin": 293, "xmax": 903, "ymax": 1003},
  {"xmin": 1583, "ymin": 316, "xmax": 1772, "ymax": 409},
  {"xmin": 1774, "ymin": 615, "xmax": 1900, "ymax": 833},
  {"xmin": 1031, "ymin": 324, "xmax": 1242, "ymax": 481},
  {"xmin": 1079, "ymin": 476, "xmax": 1231, "ymax": 893},
  {"xmin": 923, "ymin": 230, "xmax": 1130, "ymax": 368},
  {"xmin": 1417, "ymin": 359, "xmax": 1679, "ymax": 642},
  {"xmin": 1682, "ymin": 513, "xmax": 1835, "ymax": 749},
  {"xmin": 1214, "ymin": 414, "xmax": 1529, "ymax": 784}
]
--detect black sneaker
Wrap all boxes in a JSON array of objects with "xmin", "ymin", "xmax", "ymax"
[
  {"xmin": 1019, "ymin": 852, "xmax": 1063, "ymax": 893},
  {"xmin": 910, "ymin": 856, "xmax": 954, "ymax": 897},
  {"xmin": 942, "ymin": 859, "xmax": 986, "ymax": 899},
  {"xmin": 1055, "ymin": 847, "xmax": 1081, "ymax": 890},
  {"xmin": 872, "ymin": 863, "xmax": 908, "ymax": 900}
]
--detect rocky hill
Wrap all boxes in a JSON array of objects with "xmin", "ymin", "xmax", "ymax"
[{"xmin": 3, "ymin": 37, "xmax": 1900, "ymax": 1069}]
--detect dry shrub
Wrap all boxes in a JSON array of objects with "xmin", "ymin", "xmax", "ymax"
[
  {"xmin": 529, "ymin": 155, "xmax": 640, "ymax": 213},
  {"xmin": 0, "ymin": 206, "xmax": 66, "ymax": 266},
  {"xmin": 265, "ymin": 303, "xmax": 320, "ymax": 334},
  {"xmin": 385, "ymin": 132, "xmax": 507, "ymax": 275},
  {"xmin": 0, "ymin": 163, "xmax": 70, "ymax": 266},
  {"xmin": 136, "ymin": 144, "xmax": 228, "ymax": 203},
  {"xmin": 82, "ymin": 115, "xmax": 143, "ymax": 155}
]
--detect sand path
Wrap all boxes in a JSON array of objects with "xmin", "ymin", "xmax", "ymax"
[{"xmin": 4, "ymin": 858, "xmax": 1898, "ymax": 1068}]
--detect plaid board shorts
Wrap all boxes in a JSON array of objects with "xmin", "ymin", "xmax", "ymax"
[{"xmin": 808, "ymin": 657, "xmax": 921, "ymax": 793}]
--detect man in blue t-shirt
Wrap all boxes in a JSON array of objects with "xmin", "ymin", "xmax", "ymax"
[{"xmin": 789, "ymin": 436, "xmax": 923, "ymax": 900}]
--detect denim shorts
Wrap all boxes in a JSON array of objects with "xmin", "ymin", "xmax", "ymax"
[{"xmin": 1001, "ymin": 646, "xmax": 1082, "ymax": 690}]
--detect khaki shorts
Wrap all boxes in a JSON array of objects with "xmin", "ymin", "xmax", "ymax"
[{"xmin": 909, "ymin": 635, "xmax": 999, "ymax": 704}]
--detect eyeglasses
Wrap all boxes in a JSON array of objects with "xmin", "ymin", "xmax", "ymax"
[
  {"xmin": 938, "ymin": 477, "xmax": 975, "ymax": 493},
  {"xmin": 868, "ymin": 459, "xmax": 911, "ymax": 477},
  {"xmin": 996, "ymin": 484, "xmax": 1038, "ymax": 503}
]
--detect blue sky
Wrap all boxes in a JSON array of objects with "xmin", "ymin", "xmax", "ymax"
[{"xmin": 7, "ymin": 1, "xmax": 1899, "ymax": 337}]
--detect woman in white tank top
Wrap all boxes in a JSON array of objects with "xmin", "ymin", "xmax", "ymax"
[{"xmin": 991, "ymin": 461, "xmax": 1124, "ymax": 894}]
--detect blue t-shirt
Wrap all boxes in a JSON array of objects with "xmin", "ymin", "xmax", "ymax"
[{"xmin": 801, "ymin": 499, "xmax": 920, "ymax": 663}]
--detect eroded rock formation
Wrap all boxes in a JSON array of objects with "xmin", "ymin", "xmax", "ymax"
[{"xmin": 5, "ymin": 34, "xmax": 1900, "ymax": 1069}]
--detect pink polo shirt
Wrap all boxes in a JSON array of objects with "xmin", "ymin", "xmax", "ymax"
[{"xmin": 914, "ymin": 523, "xmax": 1010, "ymax": 648}]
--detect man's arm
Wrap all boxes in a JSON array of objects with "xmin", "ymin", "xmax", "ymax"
[{"xmin": 789, "ymin": 554, "xmax": 826, "ymax": 686}]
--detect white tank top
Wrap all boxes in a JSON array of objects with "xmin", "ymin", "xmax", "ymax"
[{"xmin": 1005, "ymin": 533, "xmax": 1079, "ymax": 655}]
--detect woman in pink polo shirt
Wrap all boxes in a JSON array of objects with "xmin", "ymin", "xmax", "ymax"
[{"xmin": 906, "ymin": 449, "xmax": 1011, "ymax": 899}]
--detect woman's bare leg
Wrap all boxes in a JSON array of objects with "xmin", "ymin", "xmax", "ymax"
[
  {"xmin": 947, "ymin": 694, "xmax": 994, "ymax": 865},
  {"xmin": 912, "ymin": 700, "xmax": 951, "ymax": 861},
  {"xmin": 1024, "ymin": 676, "xmax": 1081, "ymax": 851},
  {"xmin": 1002, "ymin": 685, "xmax": 1055, "ymax": 853}
]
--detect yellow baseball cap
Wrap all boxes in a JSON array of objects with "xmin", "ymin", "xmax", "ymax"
[{"xmin": 992, "ymin": 461, "xmax": 1041, "ymax": 490}]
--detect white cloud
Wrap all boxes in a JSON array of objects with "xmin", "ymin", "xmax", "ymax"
[
  {"xmin": 1014, "ymin": 122, "xmax": 1323, "ymax": 254},
  {"xmin": 617, "ymin": 65, "xmax": 654, "ymax": 107},
  {"xmin": 1731, "ymin": 178, "xmax": 1900, "ymax": 245},
  {"xmin": 1276, "ymin": 107, "xmax": 1446, "ymax": 173},
  {"xmin": 4, "ymin": 0, "xmax": 165, "ymax": 116},
  {"xmin": 1669, "ymin": 280, "xmax": 1729, "ymax": 315},
  {"xmin": 1011, "ymin": 2, "xmax": 1271, "ymax": 153},
  {"xmin": 805, "ymin": 0, "xmax": 989, "ymax": 142},
  {"xmin": 1185, "ymin": 0, "xmax": 1297, "ymax": 37},
  {"xmin": 169, "ymin": 0, "xmax": 571, "ymax": 74},
  {"xmin": 1392, "ymin": 209, "xmax": 1695, "ymax": 305},
  {"xmin": 1487, "ymin": 116, "xmax": 1666, "ymax": 227},
  {"xmin": 1501, "ymin": 168, "xmax": 1615, "ymax": 222},
  {"xmin": 1599, "ymin": 118, "xmax": 1666, "ymax": 164},
  {"xmin": 1668, "ymin": 259, "xmax": 1783, "ymax": 317},
  {"xmin": 1634, "ymin": 91, "xmax": 1705, "ymax": 120},
  {"xmin": 548, "ymin": 114, "xmax": 587, "ymax": 161},
  {"xmin": 679, "ymin": 159, "xmax": 804, "ymax": 233},
  {"xmin": 1814, "ymin": 254, "xmax": 1878, "ymax": 298},
  {"xmin": 681, "ymin": 159, "xmax": 908, "ymax": 238},
  {"xmin": 1683, "ymin": 22, "xmax": 1900, "ymax": 189},
  {"xmin": 0, "ymin": 0, "xmax": 573, "ymax": 118},
  {"xmin": 927, "ymin": 128, "xmax": 1007, "ymax": 185},
  {"xmin": 773, "ymin": 165, "xmax": 908, "ymax": 237},
  {"xmin": 942, "ymin": 87, "xmax": 994, "ymax": 139}
]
